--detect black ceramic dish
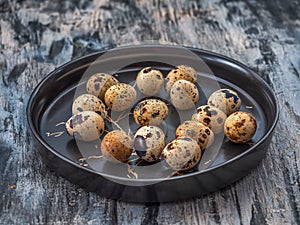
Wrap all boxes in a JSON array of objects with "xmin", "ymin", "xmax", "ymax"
[{"xmin": 26, "ymin": 45, "xmax": 278, "ymax": 202}]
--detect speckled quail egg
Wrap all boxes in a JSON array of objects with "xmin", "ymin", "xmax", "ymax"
[
  {"xmin": 176, "ymin": 120, "xmax": 214, "ymax": 150},
  {"xmin": 136, "ymin": 67, "xmax": 164, "ymax": 95},
  {"xmin": 161, "ymin": 137, "xmax": 201, "ymax": 171},
  {"xmin": 133, "ymin": 98, "xmax": 169, "ymax": 126},
  {"xmin": 165, "ymin": 65, "xmax": 197, "ymax": 93},
  {"xmin": 170, "ymin": 80, "xmax": 199, "ymax": 110},
  {"xmin": 101, "ymin": 130, "xmax": 133, "ymax": 162},
  {"xmin": 224, "ymin": 111, "xmax": 257, "ymax": 143},
  {"xmin": 192, "ymin": 105, "xmax": 227, "ymax": 134},
  {"xmin": 208, "ymin": 89, "xmax": 241, "ymax": 116},
  {"xmin": 72, "ymin": 94, "xmax": 107, "ymax": 118},
  {"xmin": 86, "ymin": 73, "xmax": 119, "ymax": 101},
  {"xmin": 104, "ymin": 83, "xmax": 137, "ymax": 111},
  {"xmin": 65, "ymin": 111, "xmax": 104, "ymax": 142},
  {"xmin": 133, "ymin": 125, "xmax": 166, "ymax": 162}
]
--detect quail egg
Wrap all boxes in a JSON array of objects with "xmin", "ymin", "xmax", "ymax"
[
  {"xmin": 101, "ymin": 130, "xmax": 133, "ymax": 162},
  {"xmin": 165, "ymin": 65, "xmax": 197, "ymax": 93},
  {"xmin": 208, "ymin": 89, "xmax": 241, "ymax": 116},
  {"xmin": 192, "ymin": 105, "xmax": 227, "ymax": 134},
  {"xmin": 170, "ymin": 80, "xmax": 199, "ymax": 110},
  {"xmin": 224, "ymin": 111, "xmax": 257, "ymax": 143},
  {"xmin": 133, "ymin": 98, "xmax": 169, "ymax": 126},
  {"xmin": 176, "ymin": 120, "xmax": 214, "ymax": 150},
  {"xmin": 65, "ymin": 111, "xmax": 104, "ymax": 142},
  {"xmin": 86, "ymin": 73, "xmax": 119, "ymax": 101},
  {"xmin": 104, "ymin": 83, "xmax": 137, "ymax": 111},
  {"xmin": 136, "ymin": 67, "xmax": 164, "ymax": 95},
  {"xmin": 72, "ymin": 94, "xmax": 107, "ymax": 118},
  {"xmin": 161, "ymin": 137, "xmax": 201, "ymax": 171},
  {"xmin": 133, "ymin": 126, "xmax": 166, "ymax": 162}
]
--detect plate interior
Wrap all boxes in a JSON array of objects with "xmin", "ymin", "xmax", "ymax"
[{"xmin": 39, "ymin": 61, "xmax": 267, "ymax": 180}]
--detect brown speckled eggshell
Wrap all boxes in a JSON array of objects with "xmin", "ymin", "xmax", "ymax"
[
  {"xmin": 165, "ymin": 65, "xmax": 197, "ymax": 93},
  {"xmin": 133, "ymin": 126, "xmax": 166, "ymax": 162},
  {"xmin": 208, "ymin": 89, "xmax": 241, "ymax": 116},
  {"xmin": 133, "ymin": 99, "xmax": 168, "ymax": 126},
  {"xmin": 136, "ymin": 67, "xmax": 164, "ymax": 95},
  {"xmin": 170, "ymin": 80, "xmax": 199, "ymax": 110},
  {"xmin": 176, "ymin": 120, "xmax": 214, "ymax": 150},
  {"xmin": 86, "ymin": 73, "xmax": 119, "ymax": 101},
  {"xmin": 72, "ymin": 94, "xmax": 107, "ymax": 118},
  {"xmin": 161, "ymin": 137, "xmax": 201, "ymax": 171},
  {"xmin": 101, "ymin": 130, "xmax": 133, "ymax": 162},
  {"xmin": 192, "ymin": 105, "xmax": 227, "ymax": 134},
  {"xmin": 224, "ymin": 111, "xmax": 257, "ymax": 143},
  {"xmin": 104, "ymin": 83, "xmax": 137, "ymax": 111},
  {"xmin": 65, "ymin": 111, "xmax": 104, "ymax": 142}
]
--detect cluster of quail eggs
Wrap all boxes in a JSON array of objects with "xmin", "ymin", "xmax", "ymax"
[
  {"xmin": 206, "ymin": 89, "xmax": 257, "ymax": 144},
  {"xmin": 64, "ymin": 65, "xmax": 257, "ymax": 173}
]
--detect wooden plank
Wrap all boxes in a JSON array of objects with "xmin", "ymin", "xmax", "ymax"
[{"xmin": 0, "ymin": 0, "xmax": 299, "ymax": 224}]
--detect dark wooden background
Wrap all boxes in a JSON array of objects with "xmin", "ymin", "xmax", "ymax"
[{"xmin": 1, "ymin": 0, "xmax": 299, "ymax": 224}]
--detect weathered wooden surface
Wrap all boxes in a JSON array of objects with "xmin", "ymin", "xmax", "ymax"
[{"xmin": 0, "ymin": 0, "xmax": 299, "ymax": 224}]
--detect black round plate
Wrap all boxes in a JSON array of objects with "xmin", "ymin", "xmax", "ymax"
[{"xmin": 26, "ymin": 45, "xmax": 278, "ymax": 202}]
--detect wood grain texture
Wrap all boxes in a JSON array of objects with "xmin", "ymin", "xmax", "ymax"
[{"xmin": 0, "ymin": 0, "xmax": 299, "ymax": 224}]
